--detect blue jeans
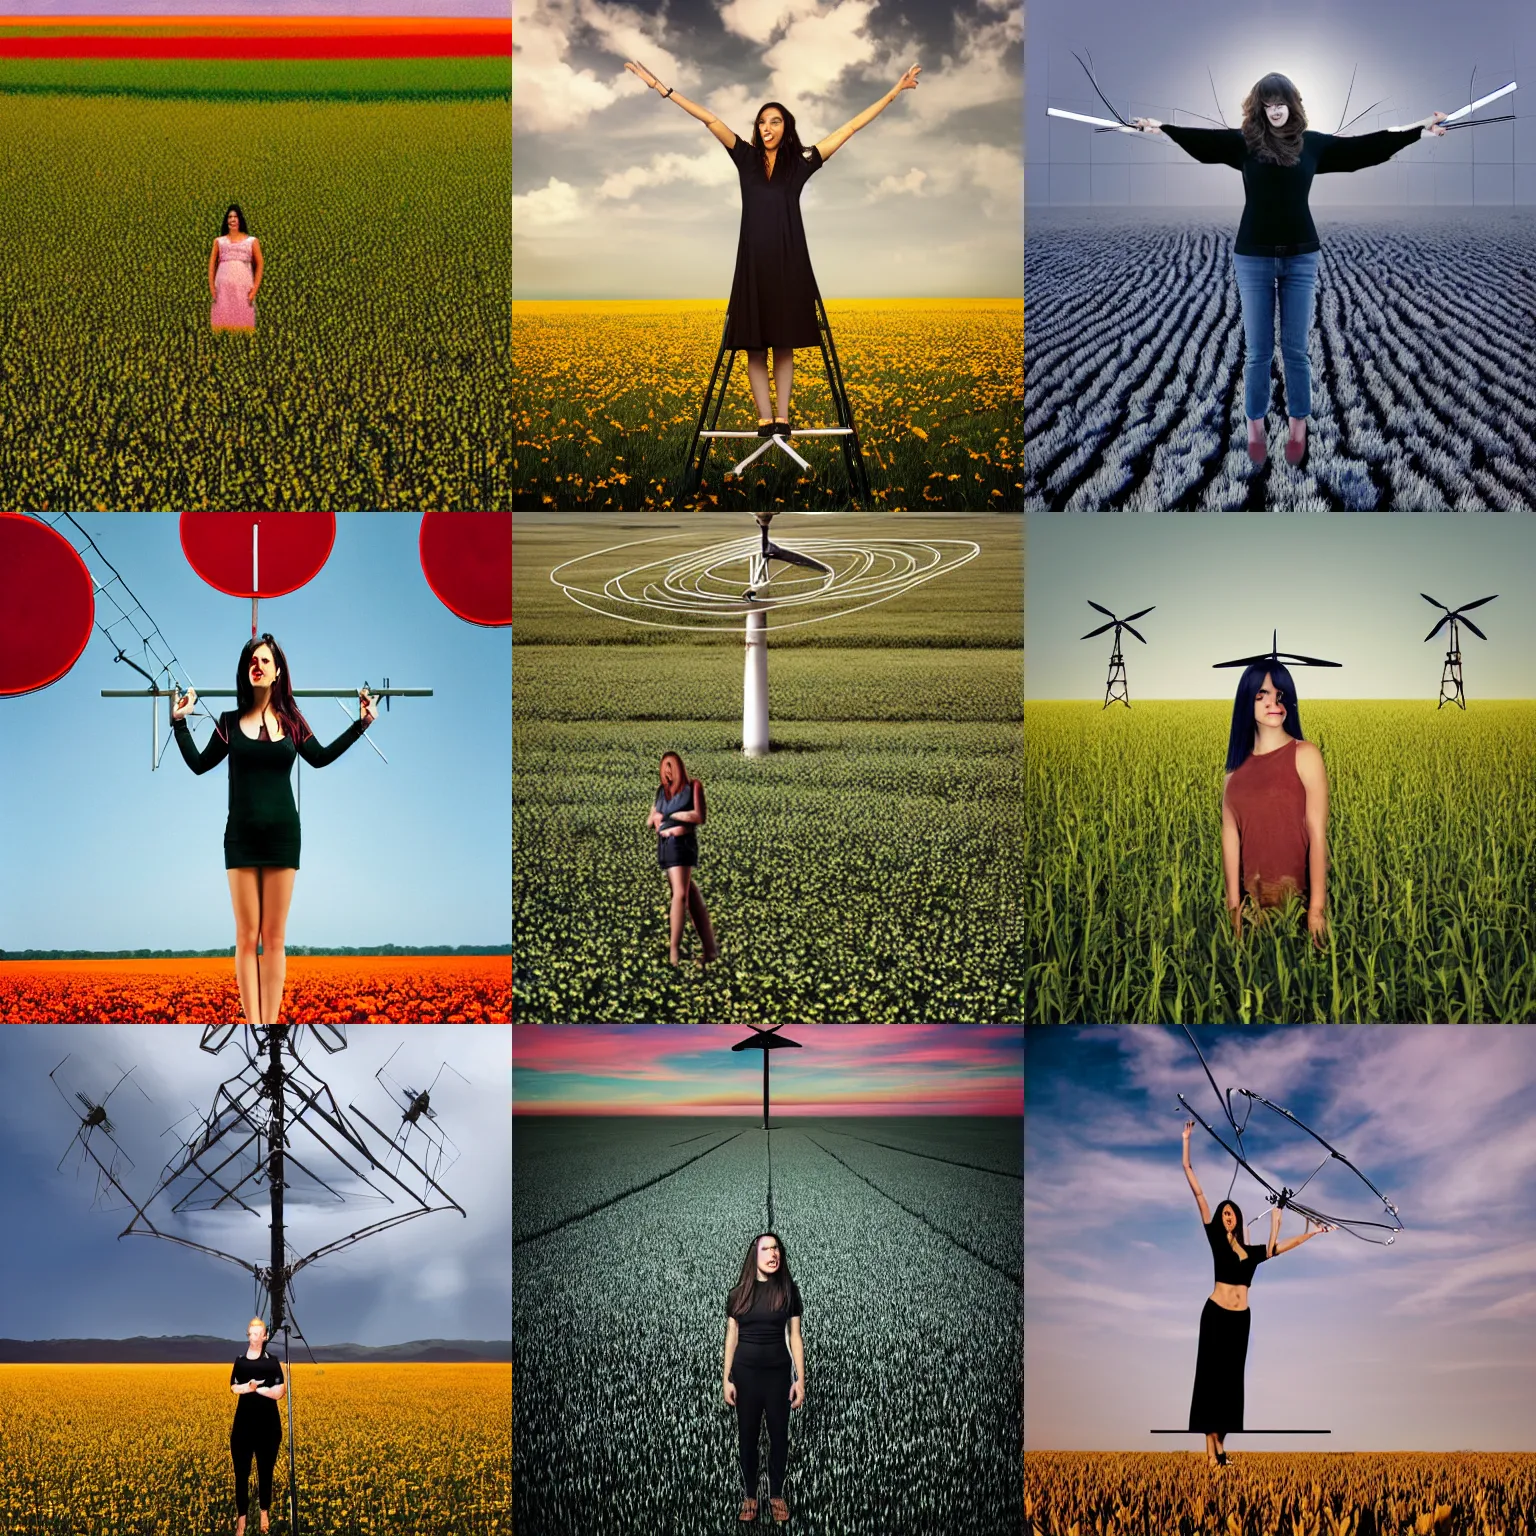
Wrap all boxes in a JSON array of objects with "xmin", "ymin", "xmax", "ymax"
[{"xmin": 1232, "ymin": 251, "xmax": 1319, "ymax": 421}]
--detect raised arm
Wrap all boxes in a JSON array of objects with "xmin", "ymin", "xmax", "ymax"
[
  {"xmin": 1182, "ymin": 1121, "xmax": 1211, "ymax": 1225},
  {"xmin": 815, "ymin": 63, "xmax": 920, "ymax": 163},
  {"xmin": 1266, "ymin": 1207, "xmax": 1281, "ymax": 1258},
  {"xmin": 1271, "ymin": 1215, "xmax": 1337, "ymax": 1255},
  {"xmin": 624, "ymin": 60, "xmax": 737, "ymax": 148}
]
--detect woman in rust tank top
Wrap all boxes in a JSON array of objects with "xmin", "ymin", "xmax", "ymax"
[{"xmin": 1221, "ymin": 663, "xmax": 1330, "ymax": 945}]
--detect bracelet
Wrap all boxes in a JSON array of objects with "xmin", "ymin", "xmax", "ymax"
[{"xmin": 662, "ymin": 86, "xmax": 673, "ymax": 98}]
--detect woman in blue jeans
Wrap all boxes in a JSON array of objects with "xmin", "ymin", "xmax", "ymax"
[{"xmin": 1134, "ymin": 72, "xmax": 1445, "ymax": 468}]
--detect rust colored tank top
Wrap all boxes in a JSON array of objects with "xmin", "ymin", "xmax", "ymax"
[{"xmin": 1225, "ymin": 737, "xmax": 1309, "ymax": 906}]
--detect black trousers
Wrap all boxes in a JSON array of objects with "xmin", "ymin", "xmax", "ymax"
[
  {"xmin": 1188, "ymin": 1297, "xmax": 1251, "ymax": 1434},
  {"xmin": 732, "ymin": 1360, "xmax": 792, "ymax": 1498},
  {"xmin": 231, "ymin": 1408, "xmax": 282, "ymax": 1515}
]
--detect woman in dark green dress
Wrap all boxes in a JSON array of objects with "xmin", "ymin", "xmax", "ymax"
[{"xmin": 171, "ymin": 634, "xmax": 376, "ymax": 1025}]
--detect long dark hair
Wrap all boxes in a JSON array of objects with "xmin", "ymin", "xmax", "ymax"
[
  {"xmin": 1241, "ymin": 73, "xmax": 1307, "ymax": 166},
  {"xmin": 230, "ymin": 634, "xmax": 313, "ymax": 745},
  {"xmin": 727, "ymin": 1232, "xmax": 796, "ymax": 1318},
  {"xmin": 752, "ymin": 102, "xmax": 806, "ymax": 178},
  {"xmin": 1209, "ymin": 1199, "xmax": 1250, "ymax": 1262},
  {"xmin": 220, "ymin": 204, "xmax": 250, "ymax": 236},
  {"xmin": 1224, "ymin": 661, "xmax": 1305, "ymax": 773}
]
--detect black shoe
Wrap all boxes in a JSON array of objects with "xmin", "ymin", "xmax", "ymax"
[
  {"xmin": 757, "ymin": 421, "xmax": 776, "ymax": 437},
  {"xmin": 772, "ymin": 416, "xmax": 793, "ymax": 436},
  {"xmin": 1216, "ymin": 1451, "xmax": 1228, "ymax": 1466}
]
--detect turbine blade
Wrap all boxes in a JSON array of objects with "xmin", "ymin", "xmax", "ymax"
[
  {"xmin": 1279, "ymin": 652, "xmax": 1344, "ymax": 668},
  {"xmin": 764, "ymin": 543, "xmax": 830, "ymax": 573},
  {"xmin": 1122, "ymin": 605, "xmax": 1155, "ymax": 623},
  {"xmin": 1212, "ymin": 653, "xmax": 1273, "ymax": 668},
  {"xmin": 1459, "ymin": 615, "xmax": 1489, "ymax": 642},
  {"xmin": 1458, "ymin": 594, "xmax": 1498, "ymax": 612},
  {"xmin": 1122, "ymin": 624, "xmax": 1149, "ymax": 645},
  {"xmin": 1420, "ymin": 592, "xmax": 1449, "ymax": 611},
  {"xmin": 1424, "ymin": 615, "xmax": 1451, "ymax": 643},
  {"xmin": 1081, "ymin": 621, "xmax": 1116, "ymax": 639},
  {"xmin": 1086, "ymin": 599, "xmax": 1116, "ymax": 618}
]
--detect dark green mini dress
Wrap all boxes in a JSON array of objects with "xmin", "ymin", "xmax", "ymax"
[{"xmin": 173, "ymin": 708, "xmax": 368, "ymax": 870}]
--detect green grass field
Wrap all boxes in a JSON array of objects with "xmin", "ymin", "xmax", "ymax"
[
  {"xmin": 1025, "ymin": 701, "xmax": 1536, "ymax": 1023},
  {"xmin": 514, "ymin": 514, "xmax": 1023, "ymax": 1022},
  {"xmin": 0, "ymin": 70, "xmax": 509, "ymax": 509}
]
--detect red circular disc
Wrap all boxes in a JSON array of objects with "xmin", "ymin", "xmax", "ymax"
[
  {"xmin": 0, "ymin": 514, "xmax": 95, "ymax": 697},
  {"xmin": 179, "ymin": 512, "xmax": 336, "ymax": 598},
  {"xmin": 419, "ymin": 512, "xmax": 511, "ymax": 627}
]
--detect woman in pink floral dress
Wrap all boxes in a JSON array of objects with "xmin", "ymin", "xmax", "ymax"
[{"xmin": 209, "ymin": 205, "xmax": 262, "ymax": 332}]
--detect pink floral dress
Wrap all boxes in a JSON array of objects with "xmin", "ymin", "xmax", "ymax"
[{"xmin": 211, "ymin": 235, "xmax": 257, "ymax": 331}]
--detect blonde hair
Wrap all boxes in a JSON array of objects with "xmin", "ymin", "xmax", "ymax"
[{"xmin": 247, "ymin": 1317, "xmax": 268, "ymax": 1338}]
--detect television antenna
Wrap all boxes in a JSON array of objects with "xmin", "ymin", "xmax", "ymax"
[
  {"xmin": 550, "ymin": 522, "xmax": 979, "ymax": 757},
  {"xmin": 1421, "ymin": 592, "xmax": 1497, "ymax": 709},
  {"xmin": 48, "ymin": 1025, "xmax": 469, "ymax": 1536},
  {"xmin": 1080, "ymin": 600, "xmax": 1154, "ymax": 708}
]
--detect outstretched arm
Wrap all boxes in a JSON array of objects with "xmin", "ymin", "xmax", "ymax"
[
  {"xmin": 1182, "ymin": 1121, "xmax": 1211, "ymax": 1225},
  {"xmin": 1271, "ymin": 1216, "xmax": 1337, "ymax": 1255},
  {"xmin": 1136, "ymin": 121, "xmax": 1245, "ymax": 169},
  {"xmin": 1315, "ymin": 120, "xmax": 1437, "ymax": 174},
  {"xmin": 815, "ymin": 63, "xmax": 921, "ymax": 162},
  {"xmin": 624, "ymin": 61, "xmax": 738, "ymax": 148}
]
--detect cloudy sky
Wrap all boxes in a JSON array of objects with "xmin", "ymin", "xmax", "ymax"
[
  {"xmin": 513, "ymin": 1025, "xmax": 1022, "ymax": 1114},
  {"xmin": 0, "ymin": 513, "xmax": 510, "ymax": 951},
  {"xmin": 1025, "ymin": 512, "xmax": 1536, "ymax": 700},
  {"xmin": 513, "ymin": 0, "xmax": 1022, "ymax": 299},
  {"xmin": 1025, "ymin": 1026, "xmax": 1536, "ymax": 1451},
  {"xmin": 1028, "ymin": 0, "xmax": 1533, "ymax": 207},
  {"xmin": 0, "ymin": 1025, "xmax": 510, "ymax": 1346}
]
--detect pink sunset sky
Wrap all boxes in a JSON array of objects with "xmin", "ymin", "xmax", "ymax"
[{"xmin": 512, "ymin": 1025, "xmax": 1022, "ymax": 1115}]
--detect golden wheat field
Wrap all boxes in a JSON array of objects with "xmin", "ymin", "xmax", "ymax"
[
  {"xmin": 0, "ymin": 1363, "xmax": 510, "ymax": 1536},
  {"xmin": 511, "ymin": 298, "xmax": 1023, "ymax": 510},
  {"xmin": 1024, "ymin": 1452, "xmax": 1536, "ymax": 1536}
]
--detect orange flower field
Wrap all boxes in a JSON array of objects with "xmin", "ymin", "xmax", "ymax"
[{"xmin": 0, "ymin": 956, "xmax": 511, "ymax": 1023}]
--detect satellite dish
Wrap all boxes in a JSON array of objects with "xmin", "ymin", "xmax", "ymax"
[
  {"xmin": 418, "ymin": 512, "xmax": 511, "ymax": 627},
  {"xmin": 0, "ymin": 514, "xmax": 95, "ymax": 697}
]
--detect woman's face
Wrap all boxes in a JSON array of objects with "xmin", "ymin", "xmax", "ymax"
[
  {"xmin": 757, "ymin": 1236, "xmax": 781, "ymax": 1273},
  {"xmin": 1221, "ymin": 1205, "xmax": 1237, "ymax": 1232},
  {"xmin": 249, "ymin": 646, "xmax": 279, "ymax": 688},
  {"xmin": 247, "ymin": 1322, "xmax": 267, "ymax": 1348},
  {"xmin": 1253, "ymin": 673, "xmax": 1287, "ymax": 730},
  {"xmin": 758, "ymin": 110, "xmax": 784, "ymax": 149},
  {"xmin": 227, "ymin": 210, "xmax": 240, "ymax": 233},
  {"xmin": 1265, "ymin": 99, "xmax": 1290, "ymax": 128},
  {"xmin": 660, "ymin": 756, "xmax": 678, "ymax": 790}
]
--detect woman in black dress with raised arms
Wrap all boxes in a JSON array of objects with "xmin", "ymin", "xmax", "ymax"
[
  {"xmin": 171, "ymin": 633, "xmax": 376, "ymax": 1025},
  {"xmin": 625, "ymin": 59, "xmax": 922, "ymax": 433}
]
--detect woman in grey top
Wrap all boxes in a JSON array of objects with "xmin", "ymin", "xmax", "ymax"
[{"xmin": 647, "ymin": 750, "xmax": 718, "ymax": 967}]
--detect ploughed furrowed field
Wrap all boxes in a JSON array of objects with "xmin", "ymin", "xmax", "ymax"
[
  {"xmin": 514, "ymin": 1115, "xmax": 1021, "ymax": 1535},
  {"xmin": 0, "ymin": 955, "xmax": 512, "ymax": 1022},
  {"xmin": 0, "ymin": 1362, "xmax": 510, "ymax": 1536},
  {"xmin": 1024, "ymin": 702, "xmax": 1536, "ymax": 1023},
  {"xmin": 512, "ymin": 300, "xmax": 1023, "ymax": 510},
  {"xmin": 1025, "ymin": 213, "xmax": 1536, "ymax": 511},
  {"xmin": 513, "ymin": 514, "xmax": 1024, "ymax": 1023},
  {"xmin": 0, "ymin": 57, "xmax": 510, "ymax": 509},
  {"xmin": 1024, "ymin": 1452, "xmax": 1536, "ymax": 1536}
]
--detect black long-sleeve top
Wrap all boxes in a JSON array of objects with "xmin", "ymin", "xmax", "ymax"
[
  {"xmin": 230, "ymin": 1350, "xmax": 283, "ymax": 1429},
  {"xmin": 1160, "ymin": 124, "xmax": 1426, "ymax": 256}
]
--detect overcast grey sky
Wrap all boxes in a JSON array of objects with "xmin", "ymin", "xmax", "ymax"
[
  {"xmin": 1026, "ymin": 1026, "xmax": 1536, "ymax": 1451},
  {"xmin": 513, "ymin": 0, "xmax": 1022, "ymax": 298},
  {"xmin": 1027, "ymin": 0, "xmax": 1534, "ymax": 206},
  {"xmin": 1025, "ymin": 513, "xmax": 1536, "ymax": 700},
  {"xmin": 0, "ymin": 1026, "xmax": 510, "ymax": 1346}
]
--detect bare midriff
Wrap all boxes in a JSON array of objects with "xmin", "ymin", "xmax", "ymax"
[{"xmin": 1209, "ymin": 1282, "xmax": 1249, "ymax": 1311}]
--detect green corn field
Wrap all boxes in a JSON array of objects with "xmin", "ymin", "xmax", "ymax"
[{"xmin": 1024, "ymin": 702, "xmax": 1536, "ymax": 1023}]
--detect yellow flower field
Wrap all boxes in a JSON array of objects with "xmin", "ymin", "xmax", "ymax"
[
  {"xmin": 512, "ymin": 298, "xmax": 1022, "ymax": 510},
  {"xmin": 1025, "ymin": 1451, "xmax": 1536, "ymax": 1536},
  {"xmin": 0, "ymin": 1364, "xmax": 510, "ymax": 1536}
]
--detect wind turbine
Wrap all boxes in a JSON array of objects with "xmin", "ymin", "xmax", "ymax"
[
  {"xmin": 1421, "ymin": 593, "xmax": 1497, "ymax": 709},
  {"xmin": 1080, "ymin": 600, "xmax": 1154, "ymax": 708},
  {"xmin": 1212, "ymin": 630, "xmax": 1343, "ymax": 670},
  {"xmin": 731, "ymin": 1024, "xmax": 803, "ymax": 1129},
  {"xmin": 742, "ymin": 514, "xmax": 831, "ymax": 757}
]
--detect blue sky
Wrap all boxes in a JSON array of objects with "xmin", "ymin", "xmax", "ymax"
[
  {"xmin": 1024, "ymin": 1026, "xmax": 1536, "ymax": 1451},
  {"xmin": 0, "ymin": 513, "xmax": 509, "ymax": 951},
  {"xmin": 0, "ymin": 1025, "xmax": 511, "ymax": 1346},
  {"xmin": 1025, "ymin": 512, "xmax": 1536, "ymax": 700}
]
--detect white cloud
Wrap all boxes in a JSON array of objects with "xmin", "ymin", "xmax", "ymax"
[
  {"xmin": 718, "ymin": 0, "xmax": 822, "ymax": 48},
  {"xmin": 513, "ymin": 0, "xmax": 624, "ymax": 132},
  {"xmin": 598, "ymin": 149, "xmax": 738, "ymax": 200},
  {"xmin": 514, "ymin": 178, "xmax": 585, "ymax": 227},
  {"xmin": 763, "ymin": 0, "xmax": 879, "ymax": 103},
  {"xmin": 865, "ymin": 166, "xmax": 927, "ymax": 202}
]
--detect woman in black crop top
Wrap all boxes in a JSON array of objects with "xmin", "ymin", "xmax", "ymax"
[
  {"xmin": 229, "ymin": 1317, "xmax": 287, "ymax": 1534},
  {"xmin": 1183, "ymin": 1121, "xmax": 1334, "ymax": 1466},
  {"xmin": 1133, "ymin": 71, "xmax": 1446, "ymax": 469},
  {"xmin": 722, "ymin": 1232, "xmax": 804, "ymax": 1524},
  {"xmin": 172, "ymin": 633, "xmax": 376, "ymax": 1025}
]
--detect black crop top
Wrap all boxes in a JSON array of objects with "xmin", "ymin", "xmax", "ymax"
[
  {"xmin": 728, "ymin": 1280, "xmax": 802, "ymax": 1370},
  {"xmin": 1206, "ymin": 1220, "xmax": 1270, "ymax": 1286},
  {"xmin": 230, "ymin": 1350, "xmax": 283, "ymax": 1421}
]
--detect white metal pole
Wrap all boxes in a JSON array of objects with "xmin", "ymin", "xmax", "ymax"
[
  {"xmin": 252, "ymin": 521, "xmax": 259, "ymax": 640},
  {"xmin": 743, "ymin": 553, "xmax": 769, "ymax": 757}
]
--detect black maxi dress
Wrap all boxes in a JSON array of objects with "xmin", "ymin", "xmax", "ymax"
[
  {"xmin": 722, "ymin": 136, "xmax": 826, "ymax": 350},
  {"xmin": 1188, "ymin": 1220, "xmax": 1270, "ymax": 1434}
]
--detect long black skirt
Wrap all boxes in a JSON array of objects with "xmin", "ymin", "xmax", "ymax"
[{"xmin": 1188, "ymin": 1298, "xmax": 1250, "ymax": 1433}]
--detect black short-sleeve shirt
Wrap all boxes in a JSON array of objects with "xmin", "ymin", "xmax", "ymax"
[
  {"xmin": 1206, "ymin": 1221, "xmax": 1270, "ymax": 1286},
  {"xmin": 721, "ymin": 135, "xmax": 825, "ymax": 350},
  {"xmin": 230, "ymin": 1350, "xmax": 284, "ymax": 1424},
  {"xmin": 728, "ymin": 1279, "xmax": 803, "ymax": 1370}
]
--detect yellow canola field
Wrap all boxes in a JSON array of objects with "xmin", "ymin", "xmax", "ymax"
[{"xmin": 0, "ymin": 1363, "xmax": 510, "ymax": 1536}]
